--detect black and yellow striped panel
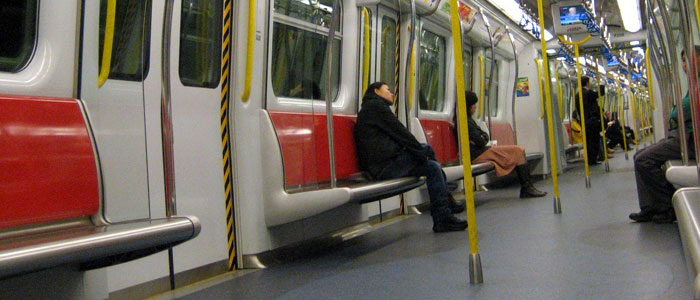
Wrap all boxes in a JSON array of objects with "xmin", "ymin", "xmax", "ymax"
[
  {"xmin": 220, "ymin": 0, "xmax": 236, "ymax": 271},
  {"xmin": 393, "ymin": 13, "xmax": 400, "ymax": 115}
]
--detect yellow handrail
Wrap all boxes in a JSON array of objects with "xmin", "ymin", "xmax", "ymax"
[
  {"xmin": 448, "ymin": 0, "xmax": 480, "ymax": 268},
  {"xmin": 534, "ymin": 59, "xmax": 545, "ymax": 120},
  {"xmin": 626, "ymin": 74, "xmax": 639, "ymax": 149},
  {"xmin": 241, "ymin": 0, "xmax": 255, "ymax": 102},
  {"xmin": 594, "ymin": 58, "xmax": 609, "ymax": 168},
  {"xmin": 556, "ymin": 66, "xmax": 564, "ymax": 119},
  {"xmin": 616, "ymin": 76, "xmax": 629, "ymax": 158},
  {"xmin": 537, "ymin": 0, "xmax": 561, "ymax": 212},
  {"xmin": 408, "ymin": 44, "xmax": 416, "ymax": 110},
  {"xmin": 559, "ymin": 34, "xmax": 592, "ymax": 187},
  {"xmin": 478, "ymin": 55, "xmax": 484, "ymax": 118},
  {"xmin": 98, "ymin": 0, "xmax": 117, "ymax": 87},
  {"xmin": 645, "ymin": 48, "xmax": 656, "ymax": 110},
  {"xmin": 362, "ymin": 8, "xmax": 370, "ymax": 93}
]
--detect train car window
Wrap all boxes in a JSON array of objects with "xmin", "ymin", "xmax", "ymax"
[
  {"xmin": 270, "ymin": 0, "xmax": 341, "ymax": 101},
  {"xmin": 0, "ymin": 0, "xmax": 38, "ymax": 73},
  {"xmin": 380, "ymin": 16, "xmax": 397, "ymax": 94},
  {"xmin": 462, "ymin": 46, "xmax": 473, "ymax": 91},
  {"xmin": 99, "ymin": 0, "xmax": 152, "ymax": 81},
  {"xmin": 178, "ymin": 0, "xmax": 223, "ymax": 88},
  {"xmin": 419, "ymin": 29, "xmax": 446, "ymax": 112},
  {"xmin": 484, "ymin": 57, "xmax": 499, "ymax": 117}
]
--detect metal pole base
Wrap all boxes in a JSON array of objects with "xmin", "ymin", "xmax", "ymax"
[
  {"xmin": 625, "ymin": 153, "xmax": 629, "ymax": 160},
  {"xmin": 553, "ymin": 197, "xmax": 562, "ymax": 214},
  {"xmin": 605, "ymin": 162, "xmax": 610, "ymax": 172},
  {"xmin": 469, "ymin": 253, "xmax": 484, "ymax": 284},
  {"xmin": 585, "ymin": 176, "xmax": 591, "ymax": 188}
]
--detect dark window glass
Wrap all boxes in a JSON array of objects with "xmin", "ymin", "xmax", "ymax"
[
  {"xmin": 419, "ymin": 29, "xmax": 446, "ymax": 111},
  {"xmin": 99, "ymin": 0, "xmax": 152, "ymax": 81},
  {"xmin": 179, "ymin": 0, "xmax": 222, "ymax": 88},
  {"xmin": 270, "ymin": 0, "xmax": 341, "ymax": 101},
  {"xmin": 0, "ymin": 0, "xmax": 38, "ymax": 73},
  {"xmin": 380, "ymin": 16, "xmax": 397, "ymax": 94}
]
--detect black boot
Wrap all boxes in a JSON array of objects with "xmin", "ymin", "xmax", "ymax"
[
  {"xmin": 515, "ymin": 164, "xmax": 547, "ymax": 198},
  {"xmin": 448, "ymin": 193, "xmax": 465, "ymax": 214},
  {"xmin": 432, "ymin": 214, "xmax": 468, "ymax": 232}
]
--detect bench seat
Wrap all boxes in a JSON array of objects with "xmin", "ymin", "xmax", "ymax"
[
  {"xmin": 526, "ymin": 152, "xmax": 544, "ymax": 161},
  {"xmin": 0, "ymin": 217, "xmax": 200, "ymax": 279},
  {"xmin": 347, "ymin": 177, "xmax": 426, "ymax": 204},
  {"xmin": 672, "ymin": 187, "xmax": 700, "ymax": 299},
  {"xmin": 0, "ymin": 95, "xmax": 201, "ymax": 279}
]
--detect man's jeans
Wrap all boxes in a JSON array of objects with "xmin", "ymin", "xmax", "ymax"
[{"xmin": 374, "ymin": 144, "xmax": 451, "ymax": 219}]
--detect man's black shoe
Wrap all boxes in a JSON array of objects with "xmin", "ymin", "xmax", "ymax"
[
  {"xmin": 433, "ymin": 215, "xmax": 468, "ymax": 233},
  {"xmin": 652, "ymin": 211, "xmax": 676, "ymax": 224},
  {"xmin": 520, "ymin": 185, "xmax": 547, "ymax": 198},
  {"xmin": 448, "ymin": 194, "xmax": 466, "ymax": 214},
  {"xmin": 629, "ymin": 211, "xmax": 654, "ymax": 222}
]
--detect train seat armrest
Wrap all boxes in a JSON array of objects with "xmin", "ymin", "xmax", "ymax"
[
  {"xmin": 525, "ymin": 152, "xmax": 544, "ymax": 161},
  {"xmin": 0, "ymin": 216, "xmax": 201, "ymax": 279},
  {"xmin": 672, "ymin": 188, "xmax": 700, "ymax": 299},
  {"xmin": 666, "ymin": 164, "xmax": 699, "ymax": 188}
]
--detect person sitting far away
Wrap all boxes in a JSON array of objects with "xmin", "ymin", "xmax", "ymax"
[
  {"xmin": 354, "ymin": 82, "xmax": 468, "ymax": 233},
  {"xmin": 574, "ymin": 76, "xmax": 604, "ymax": 165},
  {"xmin": 465, "ymin": 91, "xmax": 547, "ymax": 198},
  {"xmin": 629, "ymin": 46, "xmax": 699, "ymax": 224}
]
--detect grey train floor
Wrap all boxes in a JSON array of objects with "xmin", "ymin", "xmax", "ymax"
[{"xmin": 168, "ymin": 152, "xmax": 693, "ymax": 300}]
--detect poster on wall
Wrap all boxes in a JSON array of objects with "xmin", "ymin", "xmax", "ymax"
[{"xmin": 516, "ymin": 77, "xmax": 530, "ymax": 97}]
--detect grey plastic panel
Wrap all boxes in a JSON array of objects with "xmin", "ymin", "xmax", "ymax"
[
  {"xmin": 672, "ymin": 188, "xmax": 700, "ymax": 299},
  {"xmin": 0, "ymin": 216, "xmax": 200, "ymax": 279}
]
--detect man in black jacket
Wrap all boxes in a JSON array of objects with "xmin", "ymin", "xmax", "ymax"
[
  {"xmin": 574, "ymin": 76, "xmax": 603, "ymax": 165},
  {"xmin": 354, "ymin": 82, "xmax": 468, "ymax": 233}
]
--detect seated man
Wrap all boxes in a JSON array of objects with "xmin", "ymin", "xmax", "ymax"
[
  {"xmin": 354, "ymin": 82, "xmax": 467, "ymax": 233},
  {"xmin": 629, "ymin": 46, "xmax": 699, "ymax": 223}
]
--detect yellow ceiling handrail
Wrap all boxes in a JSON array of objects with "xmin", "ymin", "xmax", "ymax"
[
  {"xmin": 240, "ymin": 0, "xmax": 256, "ymax": 102},
  {"xmin": 362, "ymin": 8, "xmax": 370, "ymax": 94},
  {"xmin": 98, "ymin": 0, "xmax": 117, "ymax": 87}
]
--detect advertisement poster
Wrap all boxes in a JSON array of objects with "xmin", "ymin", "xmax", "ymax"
[{"xmin": 516, "ymin": 77, "xmax": 530, "ymax": 97}]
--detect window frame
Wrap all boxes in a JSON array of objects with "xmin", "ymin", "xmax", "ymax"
[
  {"xmin": 265, "ymin": 0, "xmax": 347, "ymax": 113},
  {"xmin": 177, "ymin": 0, "xmax": 223, "ymax": 89},
  {"xmin": 0, "ymin": 0, "xmax": 39, "ymax": 74},
  {"xmin": 416, "ymin": 19, "xmax": 452, "ymax": 120}
]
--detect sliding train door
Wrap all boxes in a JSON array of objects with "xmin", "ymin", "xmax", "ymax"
[
  {"xmin": 80, "ymin": 0, "xmax": 152, "ymax": 222},
  {"xmin": 166, "ymin": 0, "xmax": 232, "ymax": 271}
]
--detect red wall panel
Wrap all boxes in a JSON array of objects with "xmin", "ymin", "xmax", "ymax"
[
  {"xmin": 269, "ymin": 111, "xmax": 360, "ymax": 187},
  {"xmin": 0, "ymin": 95, "xmax": 99, "ymax": 229},
  {"xmin": 419, "ymin": 119, "xmax": 459, "ymax": 164}
]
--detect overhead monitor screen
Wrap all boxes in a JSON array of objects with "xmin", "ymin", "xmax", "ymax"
[
  {"xmin": 559, "ymin": 5, "xmax": 585, "ymax": 26},
  {"xmin": 607, "ymin": 56, "xmax": 620, "ymax": 67}
]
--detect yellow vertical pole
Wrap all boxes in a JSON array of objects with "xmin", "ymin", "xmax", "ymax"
[
  {"xmin": 448, "ymin": 0, "xmax": 481, "ymax": 284},
  {"xmin": 627, "ymin": 74, "xmax": 639, "ymax": 151},
  {"xmin": 535, "ymin": 59, "xmax": 546, "ymax": 120},
  {"xmin": 556, "ymin": 66, "xmax": 564, "ymax": 119},
  {"xmin": 478, "ymin": 55, "xmax": 485, "ymax": 119},
  {"xmin": 595, "ymin": 58, "xmax": 609, "ymax": 171},
  {"xmin": 537, "ymin": 0, "xmax": 562, "ymax": 213},
  {"xmin": 645, "ymin": 48, "xmax": 656, "ymax": 111},
  {"xmin": 559, "ymin": 35, "xmax": 593, "ymax": 188},
  {"xmin": 616, "ymin": 76, "xmax": 629, "ymax": 159}
]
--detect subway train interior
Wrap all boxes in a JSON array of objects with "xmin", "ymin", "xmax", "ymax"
[{"xmin": 3, "ymin": 0, "xmax": 700, "ymax": 299}]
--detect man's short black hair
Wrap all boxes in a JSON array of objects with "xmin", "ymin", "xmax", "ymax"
[{"xmin": 581, "ymin": 76, "xmax": 590, "ymax": 87}]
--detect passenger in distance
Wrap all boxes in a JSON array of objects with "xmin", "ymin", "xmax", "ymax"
[
  {"xmin": 574, "ymin": 76, "xmax": 604, "ymax": 165},
  {"xmin": 629, "ymin": 46, "xmax": 699, "ymax": 223},
  {"xmin": 354, "ymin": 82, "xmax": 468, "ymax": 233},
  {"xmin": 464, "ymin": 91, "xmax": 547, "ymax": 198}
]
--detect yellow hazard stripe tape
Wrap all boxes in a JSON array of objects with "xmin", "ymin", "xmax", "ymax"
[{"xmin": 220, "ymin": 0, "xmax": 236, "ymax": 271}]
